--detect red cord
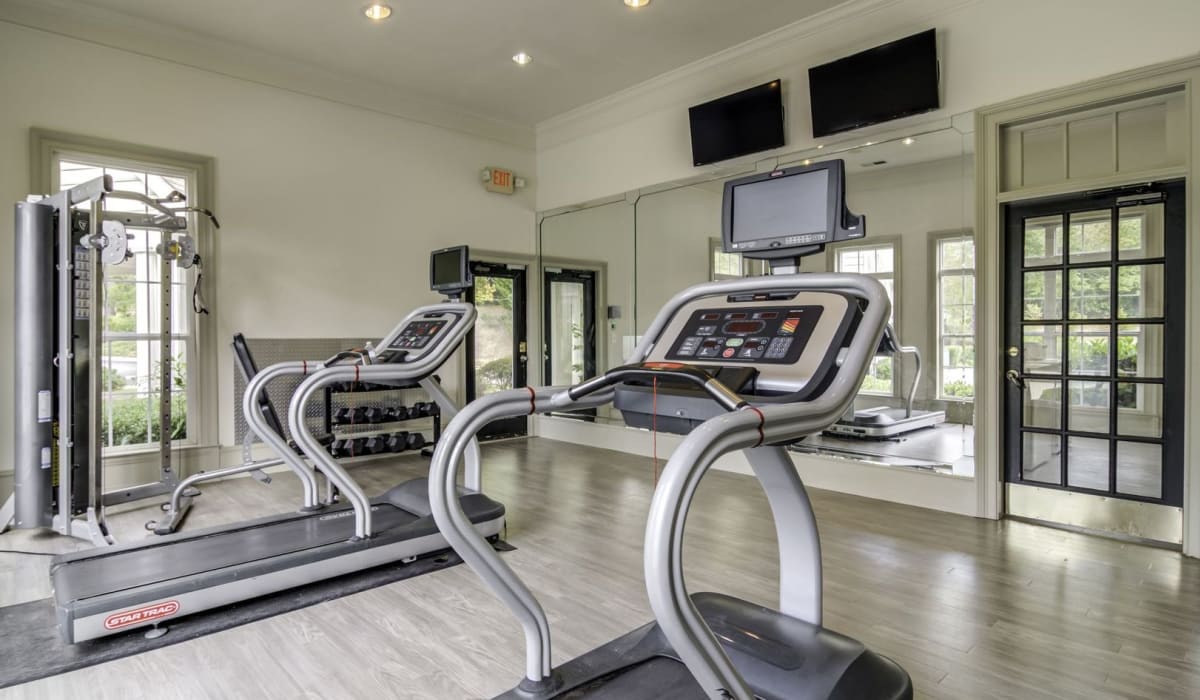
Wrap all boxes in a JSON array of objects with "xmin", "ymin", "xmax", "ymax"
[
  {"xmin": 748, "ymin": 406, "xmax": 766, "ymax": 447},
  {"xmin": 652, "ymin": 378, "xmax": 659, "ymax": 485}
]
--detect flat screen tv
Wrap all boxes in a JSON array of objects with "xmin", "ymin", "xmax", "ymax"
[
  {"xmin": 688, "ymin": 80, "xmax": 785, "ymax": 167},
  {"xmin": 808, "ymin": 29, "xmax": 939, "ymax": 138}
]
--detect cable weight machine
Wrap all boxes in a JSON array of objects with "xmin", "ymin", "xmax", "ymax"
[{"xmin": 1, "ymin": 175, "xmax": 218, "ymax": 546}]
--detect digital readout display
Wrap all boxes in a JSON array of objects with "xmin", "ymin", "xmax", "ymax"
[{"xmin": 723, "ymin": 320, "xmax": 766, "ymax": 335}]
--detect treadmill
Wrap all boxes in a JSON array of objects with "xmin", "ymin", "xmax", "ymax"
[
  {"xmin": 48, "ymin": 246, "xmax": 504, "ymax": 644},
  {"xmin": 428, "ymin": 161, "xmax": 912, "ymax": 699},
  {"xmin": 823, "ymin": 325, "xmax": 946, "ymax": 439}
]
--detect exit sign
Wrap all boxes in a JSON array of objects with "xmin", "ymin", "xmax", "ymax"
[{"xmin": 484, "ymin": 166, "xmax": 515, "ymax": 194}]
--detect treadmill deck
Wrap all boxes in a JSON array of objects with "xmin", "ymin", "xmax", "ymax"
[
  {"xmin": 508, "ymin": 593, "xmax": 912, "ymax": 700},
  {"xmin": 50, "ymin": 478, "xmax": 504, "ymax": 642}
]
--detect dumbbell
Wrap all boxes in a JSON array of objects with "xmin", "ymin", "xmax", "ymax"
[
  {"xmin": 329, "ymin": 439, "xmax": 348, "ymax": 457},
  {"xmin": 364, "ymin": 406, "xmax": 390, "ymax": 423},
  {"xmin": 385, "ymin": 431, "xmax": 410, "ymax": 453},
  {"xmin": 387, "ymin": 406, "xmax": 411, "ymax": 422},
  {"xmin": 364, "ymin": 436, "xmax": 389, "ymax": 454},
  {"xmin": 405, "ymin": 432, "xmax": 426, "ymax": 451},
  {"xmin": 335, "ymin": 406, "xmax": 367, "ymax": 424}
]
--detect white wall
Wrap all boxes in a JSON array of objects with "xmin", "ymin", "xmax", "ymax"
[
  {"xmin": 0, "ymin": 21, "xmax": 536, "ymax": 485},
  {"xmin": 536, "ymin": 0, "xmax": 1200, "ymax": 209}
]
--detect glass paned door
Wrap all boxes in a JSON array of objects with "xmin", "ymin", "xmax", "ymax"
[
  {"xmin": 466, "ymin": 262, "xmax": 528, "ymax": 439},
  {"xmin": 1003, "ymin": 182, "xmax": 1184, "ymax": 508},
  {"xmin": 543, "ymin": 268, "xmax": 597, "ymax": 419}
]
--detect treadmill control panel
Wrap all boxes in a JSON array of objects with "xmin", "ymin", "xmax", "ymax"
[
  {"xmin": 665, "ymin": 306, "xmax": 824, "ymax": 365},
  {"xmin": 371, "ymin": 310, "xmax": 466, "ymax": 365},
  {"xmin": 389, "ymin": 319, "xmax": 449, "ymax": 351}
]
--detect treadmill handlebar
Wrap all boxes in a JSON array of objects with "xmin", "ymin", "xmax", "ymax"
[
  {"xmin": 427, "ymin": 272, "xmax": 892, "ymax": 693},
  {"xmin": 567, "ymin": 362, "xmax": 747, "ymax": 413},
  {"xmin": 642, "ymin": 274, "xmax": 893, "ymax": 700}
]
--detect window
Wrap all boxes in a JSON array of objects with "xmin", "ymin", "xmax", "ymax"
[
  {"xmin": 709, "ymin": 238, "xmax": 768, "ymax": 280},
  {"xmin": 834, "ymin": 242, "xmax": 896, "ymax": 395},
  {"xmin": 935, "ymin": 234, "xmax": 976, "ymax": 399},
  {"xmin": 54, "ymin": 155, "xmax": 199, "ymax": 452}
]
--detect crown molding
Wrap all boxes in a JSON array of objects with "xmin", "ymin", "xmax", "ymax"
[
  {"xmin": 537, "ymin": 0, "xmax": 900, "ymax": 143},
  {"xmin": 535, "ymin": 0, "xmax": 980, "ymax": 149},
  {"xmin": 0, "ymin": 0, "xmax": 535, "ymax": 149}
]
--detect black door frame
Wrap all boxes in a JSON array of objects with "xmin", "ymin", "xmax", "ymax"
[
  {"xmin": 1001, "ymin": 180, "xmax": 1185, "ymax": 506},
  {"xmin": 465, "ymin": 260, "xmax": 528, "ymax": 439}
]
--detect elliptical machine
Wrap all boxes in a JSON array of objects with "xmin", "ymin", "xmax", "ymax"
[{"xmin": 428, "ymin": 160, "xmax": 912, "ymax": 699}]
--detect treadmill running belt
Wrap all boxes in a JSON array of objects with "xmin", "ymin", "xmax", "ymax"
[{"xmin": 53, "ymin": 503, "xmax": 418, "ymax": 601}]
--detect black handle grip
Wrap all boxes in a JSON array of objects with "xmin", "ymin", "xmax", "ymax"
[{"xmin": 568, "ymin": 362, "xmax": 748, "ymax": 412}]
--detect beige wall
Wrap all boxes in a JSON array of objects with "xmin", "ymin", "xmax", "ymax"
[
  {"xmin": 536, "ymin": 0, "xmax": 1200, "ymax": 209},
  {"xmin": 0, "ymin": 20, "xmax": 536, "ymax": 485}
]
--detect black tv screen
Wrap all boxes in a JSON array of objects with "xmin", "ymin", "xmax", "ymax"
[
  {"xmin": 688, "ymin": 80, "xmax": 785, "ymax": 167},
  {"xmin": 808, "ymin": 29, "xmax": 939, "ymax": 138}
]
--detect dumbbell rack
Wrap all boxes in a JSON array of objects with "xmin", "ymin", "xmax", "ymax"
[{"xmin": 321, "ymin": 379, "xmax": 442, "ymax": 460}]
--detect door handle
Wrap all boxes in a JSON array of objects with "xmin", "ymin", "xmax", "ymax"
[{"xmin": 1005, "ymin": 370, "xmax": 1025, "ymax": 389}]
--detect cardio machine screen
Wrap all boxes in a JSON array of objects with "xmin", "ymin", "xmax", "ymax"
[
  {"xmin": 730, "ymin": 169, "xmax": 830, "ymax": 245},
  {"xmin": 665, "ymin": 306, "xmax": 824, "ymax": 364}
]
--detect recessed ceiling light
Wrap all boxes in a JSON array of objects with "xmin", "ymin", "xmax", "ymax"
[
  {"xmin": 624, "ymin": 0, "xmax": 651, "ymax": 7},
  {"xmin": 903, "ymin": 137, "xmax": 916, "ymax": 145},
  {"xmin": 802, "ymin": 159, "xmax": 811, "ymax": 166},
  {"xmin": 512, "ymin": 52, "xmax": 532, "ymax": 65},
  {"xmin": 364, "ymin": 3, "xmax": 392, "ymax": 20},
  {"xmin": 816, "ymin": 144, "xmax": 824, "ymax": 149}
]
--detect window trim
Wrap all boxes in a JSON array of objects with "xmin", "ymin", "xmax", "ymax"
[
  {"xmin": 929, "ymin": 229, "xmax": 977, "ymax": 402},
  {"xmin": 709, "ymin": 237, "xmax": 768, "ymax": 280},
  {"xmin": 33, "ymin": 129, "xmax": 218, "ymax": 457},
  {"xmin": 828, "ymin": 236, "xmax": 902, "ymax": 397}
]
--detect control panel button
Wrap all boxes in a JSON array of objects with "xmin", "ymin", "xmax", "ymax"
[
  {"xmin": 696, "ymin": 325, "xmax": 717, "ymax": 336},
  {"xmin": 725, "ymin": 338, "xmax": 744, "ymax": 348},
  {"xmin": 722, "ymin": 348, "xmax": 737, "ymax": 358}
]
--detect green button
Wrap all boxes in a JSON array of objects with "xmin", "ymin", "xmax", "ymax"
[{"xmin": 725, "ymin": 338, "xmax": 744, "ymax": 347}]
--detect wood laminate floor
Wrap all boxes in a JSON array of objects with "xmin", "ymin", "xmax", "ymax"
[{"xmin": 2, "ymin": 437, "xmax": 1200, "ymax": 699}]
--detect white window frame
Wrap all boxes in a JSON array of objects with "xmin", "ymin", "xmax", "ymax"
[
  {"xmin": 709, "ymin": 237, "xmax": 768, "ymax": 280},
  {"xmin": 931, "ymin": 231, "xmax": 976, "ymax": 401},
  {"xmin": 35, "ymin": 129, "xmax": 217, "ymax": 459},
  {"xmin": 830, "ymin": 238, "xmax": 900, "ymax": 397}
]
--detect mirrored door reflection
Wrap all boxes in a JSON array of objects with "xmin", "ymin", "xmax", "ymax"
[{"xmin": 544, "ymin": 268, "xmax": 597, "ymax": 420}]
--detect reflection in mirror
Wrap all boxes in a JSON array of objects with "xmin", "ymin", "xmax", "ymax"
[
  {"xmin": 631, "ymin": 121, "xmax": 977, "ymax": 476},
  {"xmin": 634, "ymin": 180, "xmax": 733, "ymax": 336},
  {"xmin": 536, "ymin": 115, "xmax": 979, "ymax": 477},
  {"xmin": 778, "ymin": 124, "xmax": 976, "ymax": 476},
  {"xmin": 538, "ymin": 200, "xmax": 634, "ymax": 424}
]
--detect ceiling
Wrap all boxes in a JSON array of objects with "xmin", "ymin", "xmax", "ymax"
[{"xmin": 58, "ymin": 0, "xmax": 845, "ymax": 127}]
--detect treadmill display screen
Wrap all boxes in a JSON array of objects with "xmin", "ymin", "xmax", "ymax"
[{"xmin": 666, "ymin": 305, "xmax": 824, "ymax": 364}]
